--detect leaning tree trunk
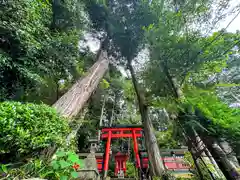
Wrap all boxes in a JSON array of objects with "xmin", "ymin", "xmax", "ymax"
[
  {"xmin": 163, "ymin": 62, "xmax": 239, "ymax": 179},
  {"xmin": 53, "ymin": 50, "xmax": 109, "ymax": 119},
  {"xmin": 127, "ymin": 60, "xmax": 165, "ymax": 176},
  {"xmin": 164, "ymin": 66, "xmax": 223, "ymax": 178},
  {"xmin": 142, "ymin": 106, "xmax": 166, "ymax": 176},
  {"xmin": 219, "ymin": 141, "xmax": 240, "ymax": 168},
  {"xmin": 192, "ymin": 130, "xmax": 225, "ymax": 179},
  {"xmin": 181, "ymin": 131, "xmax": 204, "ymax": 179},
  {"xmin": 42, "ymin": 49, "xmax": 109, "ymax": 159},
  {"xmin": 210, "ymin": 141, "xmax": 240, "ymax": 180}
]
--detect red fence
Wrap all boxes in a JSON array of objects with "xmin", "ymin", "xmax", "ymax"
[
  {"xmin": 141, "ymin": 157, "xmax": 190, "ymax": 170},
  {"xmin": 96, "ymin": 156, "xmax": 190, "ymax": 173}
]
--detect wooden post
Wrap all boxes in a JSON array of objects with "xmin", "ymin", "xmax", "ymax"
[
  {"xmin": 132, "ymin": 130, "xmax": 141, "ymax": 168},
  {"xmin": 103, "ymin": 131, "xmax": 112, "ymax": 179}
]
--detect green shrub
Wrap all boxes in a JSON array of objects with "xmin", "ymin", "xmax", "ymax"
[
  {"xmin": 0, "ymin": 101, "xmax": 70, "ymax": 158},
  {"xmin": 1, "ymin": 150, "xmax": 85, "ymax": 179},
  {"xmin": 126, "ymin": 162, "xmax": 137, "ymax": 178}
]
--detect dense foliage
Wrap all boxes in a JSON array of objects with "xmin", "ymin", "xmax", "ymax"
[
  {"xmin": 0, "ymin": 102, "xmax": 69, "ymax": 159},
  {"xmin": 184, "ymin": 86, "xmax": 240, "ymax": 153},
  {"xmin": 0, "ymin": 0, "xmax": 86, "ymax": 103}
]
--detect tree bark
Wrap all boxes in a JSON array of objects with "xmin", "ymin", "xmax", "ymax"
[
  {"xmin": 53, "ymin": 50, "xmax": 109, "ymax": 119},
  {"xmin": 166, "ymin": 68, "xmax": 225, "ymax": 178},
  {"xmin": 162, "ymin": 62, "xmax": 182, "ymax": 100},
  {"xmin": 162, "ymin": 58, "xmax": 238, "ymax": 179},
  {"xmin": 219, "ymin": 141, "xmax": 240, "ymax": 168},
  {"xmin": 205, "ymin": 148, "xmax": 226, "ymax": 179},
  {"xmin": 66, "ymin": 107, "xmax": 88, "ymax": 146},
  {"xmin": 210, "ymin": 141, "xmax": 240, "ymax": 180},
  {"xmin": 192, "ymin": 130, "xmax": 225, "ymax": 179},
  {"xmin": 183, "ymin": 133, "xmax": 204, "ymax": 180},
  {"xmin": 41, "ymin": 49, "xmax": 109, "ymax": 159},
  {"xmin": 109, "ymin": 95, "xmax": 115, "ymax": 127},
  {"xmin": 127, "ymin": 60, "xmax": 165, "ymax": 176},
  {"xmin": 98, "ymin": 95, "xmax": 106, "ymax": 141}
]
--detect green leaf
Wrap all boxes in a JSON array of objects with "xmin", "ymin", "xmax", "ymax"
[
  {"xmin": 0, "ymin": 102, "xmax": 69, "ymax": 157},
  {"xmin": 100, "ymin": 79, "xmax": 110, "ymax": 89},
  {"xmin": 67, "ymin": 152, "xmax": 79, "ymax": 163},
  {"xmin": 60, "ymin": 175, "xmax": 68, "ymax": 180},
  {"xmin": 71, "ymin": 171, "xmax": 79, "ymax": 178},
  {"xmin": 56, "ymin": 151, "xmax": 66, "ymax": 157},
  {"xmin": 40, "ymin": 170, "xmax": 54, "ymax": 178},
  {"xmin": 1, "ymin": 165, "xmax": 7, "ymax": 173},
  {"xmin": 51, "ymin": 160, "xmax": 60, "ymax": 170},
  {"xmin": 59, "ymin": 160, "xmax": 71, "ymax": 169}
]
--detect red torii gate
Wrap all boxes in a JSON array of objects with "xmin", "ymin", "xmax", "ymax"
[{"xmin": 100, "ymin": 126, "xmax": 143, "ymax": 178}]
